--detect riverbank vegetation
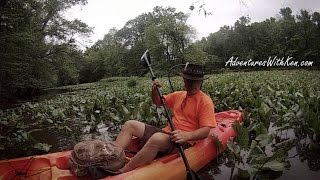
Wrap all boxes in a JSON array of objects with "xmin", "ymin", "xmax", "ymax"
[{"xmin": 1, "ymin": 1, "xmax": 319, "ymax": 107}]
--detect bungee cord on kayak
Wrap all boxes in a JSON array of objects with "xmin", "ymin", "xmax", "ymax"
[
  {"xmin": 7, "ymin": 157, "xmax": 34, "ymax": 180},
  {"xmin": 4, "ymin": 156, "xmax": 51, "ymax": 180}
]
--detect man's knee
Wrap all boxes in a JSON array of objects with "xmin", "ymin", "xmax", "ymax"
[
  {"xmin": 122, "ymin": 120, "xmax": 136, "ymax": 129},
  {"xmin": 122, "ymin": 120, "xmax": 140, "ymax": 131},
  {"xmin": 121, "ymin": 120, "xmax": 145, "ymax": 138},
  {"xmin": 146, "ymin": 133, "xmax": 170, "ymax": 149}
]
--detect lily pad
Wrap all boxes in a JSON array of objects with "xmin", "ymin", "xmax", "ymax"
[{"xmin": 34, "ymin": 143, "xmax": 52, "ymax": 152}]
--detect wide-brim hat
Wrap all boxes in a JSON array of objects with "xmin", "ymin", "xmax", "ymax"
[{"xmin": 179, "ymin": 63, "xmax": 209, "ymax": 81}]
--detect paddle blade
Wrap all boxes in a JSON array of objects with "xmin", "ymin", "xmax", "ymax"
[{"xmin": 140, "ymin": 49, "xmax": 151, "ymax": 68}]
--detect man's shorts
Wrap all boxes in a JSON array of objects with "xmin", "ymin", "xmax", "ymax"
[{"xmin": 138, "ymin": 124, "xmax": 192, "ymax": 154}]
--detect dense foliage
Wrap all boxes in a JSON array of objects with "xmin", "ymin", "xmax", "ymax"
[
  {"xmin": 203, "ymin": 8, "xmax": 320, "ymax": 71},
  {"xmin": 80, "ymin": 6, "xmax": 195, "ymax": 82},
  {"xmin": 1, "ymin": 1, "xmax": 319, "ymax": 178},
  {"xmin": 0, "ymin": 0, "xmax": 92, "ymax": 104},
  {"xmin": 81, "ymin": 7, "xmax": 320, "ymax": 81},
  {"xmin": 1, "ymin": 70, "xmax": 319, "ymax": 179},
  {"xmin": 1, "ymin": 4, "xmax": 319, "ymax": 107}
]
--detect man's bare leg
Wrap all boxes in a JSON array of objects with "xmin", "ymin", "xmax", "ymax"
[
  {"xmin": 120, "ymin": 132, "xmax": 172, "ymax": 172},
  {"xmin": 115, "ymin": 120, "xmax": 145, "ymax": 149}
]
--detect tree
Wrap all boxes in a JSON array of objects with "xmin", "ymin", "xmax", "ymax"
[
  {"xmin": 84, "ymin": 6, "xmax": 195, "ymax": 79},
  {"xmin": 202, "ymin": 7, "xmax": 319, "ymax": 71},
  {"xmin": 296, "ymin": 10, "xmax": 316, "ymax": 60},
  {"xmin": 0, "ymin": 0, "xmax": 92, "ymax": 105},
  {"xmin": 184, "ymin": 41, "xmax": 209, "ymax": 64}
]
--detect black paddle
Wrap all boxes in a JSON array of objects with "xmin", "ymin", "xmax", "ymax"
[{"xmin": 140, "ymin": 49, "xmax": 200, "ymax": 180}]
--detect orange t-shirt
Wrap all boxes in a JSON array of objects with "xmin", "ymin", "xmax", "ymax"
[{"xmin": 162, "ymin": 90, "xmax": 216, "ymax": 133}]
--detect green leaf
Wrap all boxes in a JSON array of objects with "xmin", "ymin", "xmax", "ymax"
[
  {"xmin": 90, "ymin": 114, "xmax": 96, "ymax": 121},
  {"xmin": 34, "ymin": 143, "xmax": 51, "ymax": 152},
  {"xmin": 294, "ymin": 92, "xmax": 304, "ymax": 98},
  {"xmin": 260, "ymin": 102, "xmax": 270, "ymax": 115},
  {"xmin": 73, "ymin": 106, "xmax": 79, "ymax": 111},
  {"xmin": 270, "ymin": 148, "xmax": 288, "ymax": 162},
  {"xmin": 21, "ymin": 132, "xmax": 29, "ymax": 140},
  {"xmin": 35, "ymin": 112, "xmax": 43, "ymax": 118},
  {"xmin": 248, "ymin": 146, "xmax": 265, "ymax": 161},
  {"xmin": 291, "ymin": 104, "xmax": 299, "ymax": 112},
  {"xmin": 250, "ymin": 154, "xmax": 268, "ymax": 166},
  {"xmin": 254, "ymin": 123, "xmax": 268, "ymax": 136},
  {"xmin": 248, "ymin": 168, "xmax": 259, "ymax": 178},
  {"xmin": 273, "ymin": 123, "xmax": 290, "ymax": 131},
  {"xmin": 277, "ymin": 101, "xmax": 287, "ymax": 110},
  {"xmin": 110, "ymin": 112, "xmax": 120, "ymax": 122},
  {"xmin": 58, "ymin": 111, "xmax": 65, "ymax": 119},
  {"xmin": 256, "ymin": 134, "xmax": 272, "ymax": 147},
  {"xmin": 227, "ymin": 140, "xmax": 240, "ymax": 154},
  {"xmin": 263, "ymin": 160, "xmax": 287, "ymax": 171},
  {"xmin": 266, "ymin": 85, "xmax": 274, "ymax": 92},
  {"xmin": 64, "ymin": 126, "xmax": 72, "ymax": 132},
  {"xmin": 237, "ymin": 126, "xmax": 249, "ymax": 149},
  {"xmin": 296, "ymin": 108, "xmax": 304, "ymax": 118},
  {"xmin": 122, "ymin": 105, "xmax": 130, "ymax": 115},
  {"xmin": 80, "ymin": 105, "xmax": 85, "ymax": 112},
  {"xmin": 26, "ymin": 102, "xmax": 34, "ymax": 109},
  {"xmin": 250, "ymin": 140, "xmax": 258, "ymax": 149},
  {"xmin": 52, "ymin": 109, "xmax": 59, "ymax": 117},
  {"xmin": 83, "ymin": 125, "xmax": 91, "ymax": 133},
  {"xmin": 212, "ymin": 134, "xmax": 223, "ymax": 153},
  {"xmin": 46, "ymin": 118, "xmax": 53, "ymax": 123},
  {"xmin": 0, "ymin": 120, "xmax": 8, "ymax": 125},
  {"xmin": 264, "ymin": 97, "xmax": 273, "ymax": 108},
  {"xmin": 238, "ymin": 168, "xmax": 250, "ymax": 179}
]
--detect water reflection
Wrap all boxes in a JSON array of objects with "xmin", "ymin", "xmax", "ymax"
[
  {"xmin": 277, "ymin": 147, "xmax": 320, "ymax": 180},
  {"xmin": 295, "ymin": 137, "xmax": 320, "ymax": 172},
  {"xmin": 197, "ymin": 126, "xmax": 320, "ymax": 180},
  {"xmin": 198, "ymin": 157, "xmax": 229, "ymax": 180}
]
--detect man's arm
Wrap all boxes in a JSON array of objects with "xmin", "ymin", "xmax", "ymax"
[
  {"xmin": 171, "ymin": 127, "xmax": 211, "ymax": 143},
  {"xmin": 188, "ymin": 126, "xmax": 211, "ymax": 141}
]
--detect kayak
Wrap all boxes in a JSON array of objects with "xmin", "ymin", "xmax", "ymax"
[{"xmin": 0, "ymin": 110, "xmax": 243, "ymax": 180}]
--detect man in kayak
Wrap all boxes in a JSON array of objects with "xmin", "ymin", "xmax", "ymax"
[{"xmin": 115, "ymin": 63, "xmax": 217, "ymax": 173}]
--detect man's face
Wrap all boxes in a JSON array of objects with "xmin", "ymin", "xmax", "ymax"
[{"xmin": 183, "ymin": 78, "xmax": 202, "ymax": 95}]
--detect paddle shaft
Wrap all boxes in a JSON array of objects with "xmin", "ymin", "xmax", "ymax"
[{"xmin": 145, "ymin": 59, "xmax": 197, "ymax": 178}]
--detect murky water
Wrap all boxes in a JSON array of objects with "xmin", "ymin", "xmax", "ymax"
[
  {"xmin": 29, "ymin": 123, "xmax": 320, "ymax": 180},
  {"xmin": 197, "ymin": 147, "xmax": 320, "ymax": 180},
  {"xmin": 197, "ymin": 127, "xmax": 320, "ymax": 180},
  {"xmin": 276, "ymin": 147, "xmax": 320, "ymax": 180}
]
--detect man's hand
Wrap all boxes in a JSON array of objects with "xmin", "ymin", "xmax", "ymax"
[
  {"xmin": 170, "ymin": 127, "xmax": 211, "ymax": 144},
  {"xmin": 151, "ymin": 79, "xmax": 162, "ymax": 106},
  {"xmin": 152, "ymin": 79, "xmax": 162, "ymax": 89},
  {"xmin": 170, "ymin": 130, "xmax": 191, "ymax": 144}
]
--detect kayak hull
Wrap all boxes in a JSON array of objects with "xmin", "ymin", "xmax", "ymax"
[{"xmin": 0, "ymin": 110, "xmax": 243, "ymax": 180}]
